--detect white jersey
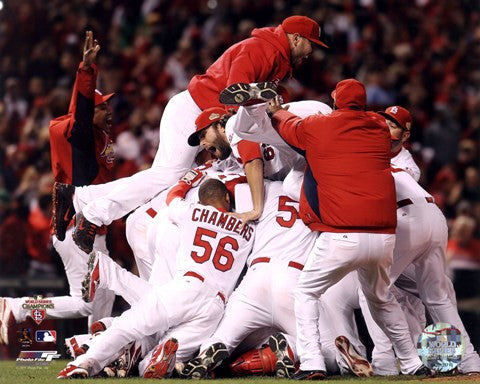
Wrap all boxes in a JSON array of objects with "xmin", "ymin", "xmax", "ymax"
[
  {"xmin": 225, "ymin": 100, "xmax": 332, "ymax": 180},
  {"xmin": 391, "ymin": 168, "xmax": 432, "ymax": 202},
  {"xmin": 226, "ymin": 120, "xmax": 305, "ymax": 181},
  {"xmin": 168, "ymin": 199, "xmax": 254, "ymax": 297},
  {"xmin": 231, "ymin": 100, "xmax": 332, "ymax": 146},
  {"xmin": 391, "ymin": 147, "xmax": 420, "ymax": 182},
  {"xmin": 235, "ymin": 181, "xmax": 316, "ymax": 266}
]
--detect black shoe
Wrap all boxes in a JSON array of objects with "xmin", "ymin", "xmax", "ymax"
[
  {"xmin": 72, "ymin": 212, "xmax": 99, "ymax": 254},
  {"xmin": 180, "ymin": 342, "xmax": 228, "ymax": 379},
  {"xmin": 219, "ymin": 82, "xmax": 277, "ymax": 106},
  {"xmin": 268, "ymin": 333, "xmax": 295, "ymax": 378},
  {"xmin": 52, "ymin": 182, "xmax": 75, "ymax": 241},
  {"xmin": 413, "ymin": 365, "xmax": 434, "ymax": 377},
  {"xmin": 293, "ymin": 369, "xmax": 326, "ymax": 380}
]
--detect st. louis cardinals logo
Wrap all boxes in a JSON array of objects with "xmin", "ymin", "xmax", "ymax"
[
  {"xmin": 100, "ymin": 135, "xmax": 115, "ymax": 164},
  {"xmin": 31, "ymin": 309, "xmax": 46, "ymax": 325},
  {"xmin": 389, "ymin": 106, "xmax": 399, "ymax": 114}
]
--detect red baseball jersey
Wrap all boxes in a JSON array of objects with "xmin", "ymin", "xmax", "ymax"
[
  {"xmin": 49, "ymin": 63, "xmax": 114, "ymax": 186},
  {"xmin": 188, "ymin": 25, "xmax": 292, "ymax": 110},
  {"xmin": 272, "ymin": 79, "xmax": 397, "ymax": 233}
]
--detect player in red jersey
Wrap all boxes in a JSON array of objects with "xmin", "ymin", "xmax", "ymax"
[
  {"xmin": 0, "ymin": 32, "xmax": 116, "ymax": 344},
  {"xmin": 58, "ymin": 16, "xmax": 328, "ymax": 254},
  {"xmin": 267, "ymin": 79, "xmax": 429, "ymax": 379}
]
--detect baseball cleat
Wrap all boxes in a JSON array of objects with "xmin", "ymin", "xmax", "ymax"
[
  {"xmin": 219, "ymin": 82, "xmax": 277, "ymax": 106},
  {"xmin": 64, "ymin": 336, "xmax": 88, "ymax": 358},
  {"xmin": 57, "ymin": 364, "xmax": 89, "ymax": 379},
  {"xmin": 101, "ymin": 364, "xmax": 117, "ymax": 378},
  {"xmin": 143, "ymin": 338, "xmax": 178, "ymax": 378},
  {"xmin": 0, "ymin": 298, "xmax": 16, "ymax": 345},
  {"xmin": 72, "ymin": 212, "xmax": 99, "ymax": 254},
  {"xmin": 82, "ymin": 251, "xmax": 100, "ymax": 303},
  {"xmin": 465, "ymin": 372, "xmax": 480, "ymax": 376},
  {"xmin": 292, "ymin": 369, "xmax": 326, "ymax": 380},
  {"xmin": 102, "ymin": 341, "xmax": 141, "ymax": 378},
  {"xmin": 413, "ymin": 364, "xmax": 434, "ymax": 376},
  {"xmin": 118, "ymin": 342, "xmax": 140, "ymax": 377},
  {"xmin": 52, "ymin": 182, "xmax": 75, "ymax": 241},
  {"xmin": 180, "ymin": 342, "xmax": 229, "ymax": 379},
  {"xmin": 335, "ymin": 335, "xmax": 373, "ymax": 377},
  {"xmin": 268, "ymin": 332, "xmax": 295, "ymax": 378}
]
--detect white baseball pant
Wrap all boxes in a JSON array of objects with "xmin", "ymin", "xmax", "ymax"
[
  {"xmin": 317, "ymin": 271, "xmax": 368, "ymax": 372},
  {"xmin": 201, "ymin": 259, "xmax": 339, "ymax": 373},
  {"xmin": 94, "ymin": 250, "xmax": 150, "ymax": 306},
  {"xmin": 94, "ymin": 211, "xmax": 179, "ymax": 306},
  {"xmin": 74, "ymin": 90, "xmax": 201, "ymax": 226},
  {"xmin": 391, "ymin": 201, "xmax": 480, "ymax": 373},
  {"xmin": 294, "ymin": 232, "xmax": 423, "ymax": 374},
  {"xmin": 358, "ymin": 284, "xmax": 426, "ymax": 375},
  {"xmin": 8, "ymin": 231, "xmax": 115, "ymax": 328},
  {"xmin": 124, "ymin": 190, "xmax": 169, "ymax": 280},
  {"xmin": 72, "ymin": 276, "xmax": 225, "ymax": 375}
]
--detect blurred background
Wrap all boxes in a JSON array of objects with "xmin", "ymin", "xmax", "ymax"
[{"xmin": 0, "ymin": 0, "xmax": 479, "ymax": 358}]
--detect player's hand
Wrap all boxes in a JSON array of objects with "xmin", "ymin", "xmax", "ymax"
[
  {"xmin": 82, "ymin": 31, "xmax": 100, "ymax": 68},
  {"xmin": 228, "ymin": 209, "xmax": 261, "ymax": 229},
  {"xmin": 180, "ymin": 168, "xmax": 206, "ymax": 187},
  {"xmin": 266, "ymin": 95, "xmax": 289, "ymax": 117}
]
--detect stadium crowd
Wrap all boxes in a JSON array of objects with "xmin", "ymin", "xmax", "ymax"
[{"xmin": 0, "ymin": 0, "xmax": 479, "ymax": 337}]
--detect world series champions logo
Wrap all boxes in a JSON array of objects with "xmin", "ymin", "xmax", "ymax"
[
  {"xmin": 417, "ymin": 322, "xmax": 465, "ymax": 372},
  {"xmin": 21, "ymin": 295, "xmax": 54, "ymax": 325}
]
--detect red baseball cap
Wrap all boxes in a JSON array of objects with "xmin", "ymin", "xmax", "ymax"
[
  {"xmin": 188, "ymin": 107, "xmax": 227, "ymax": 146},
  {"xmin": 282, "ymin": 15, "xmax": 328, "ymax": 48},
  {"xmin": 378, "ymin": 106, "xmax": 412, "ymax": 131},
  {"xmin": 94, "ymin": 89, "xmax": 114, "ymax": 106}
]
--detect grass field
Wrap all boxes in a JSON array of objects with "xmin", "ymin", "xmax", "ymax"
[{"xmin": 0, "ymin": 360, "xmax": 479, "ymax": 384}]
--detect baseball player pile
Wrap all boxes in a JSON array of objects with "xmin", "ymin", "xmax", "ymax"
[{"xmin": 1, "ymin": 15, "xmax": 479, "ymax": 381}]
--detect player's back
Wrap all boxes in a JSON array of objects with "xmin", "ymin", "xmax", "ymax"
[
  {"xmin": 168, "ymin": 199, "xmax": 255, "ymax": 297},
  {"xmin": 236, "ymin": 181, "xmax": 316, "ymax": 266}
]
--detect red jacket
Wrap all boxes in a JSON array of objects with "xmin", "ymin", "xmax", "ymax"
[
  {"xmin": 27, "ymin": 207, "xmax": 52, "ymax": 264},
  {"xmin": 49, "ymin": 63, "xmax": 114, "ymax": 186},
  {"xmin": 272, "ymin": 79, "xmax": 396, "ymax": 233},
  {"xmin": 188, "ymin": 25, "xmax": 292, "ymax": 110}
]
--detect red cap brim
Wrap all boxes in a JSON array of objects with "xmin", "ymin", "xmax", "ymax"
[
  {"xmin": 307, "ymin": 37, "xmax": 329, "ymax": 48},
  {"xmin": 95, "ymin": 92, "xmax": 114, "ymax": 106},
  {"xmin": 378, "ymin": 111, "xmax": 405, "ymax": 131}
]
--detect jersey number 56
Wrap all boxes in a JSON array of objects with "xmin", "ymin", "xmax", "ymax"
[{"xmin": 191, "ymin": 227, "xmax": 239, "ymax": 272}]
